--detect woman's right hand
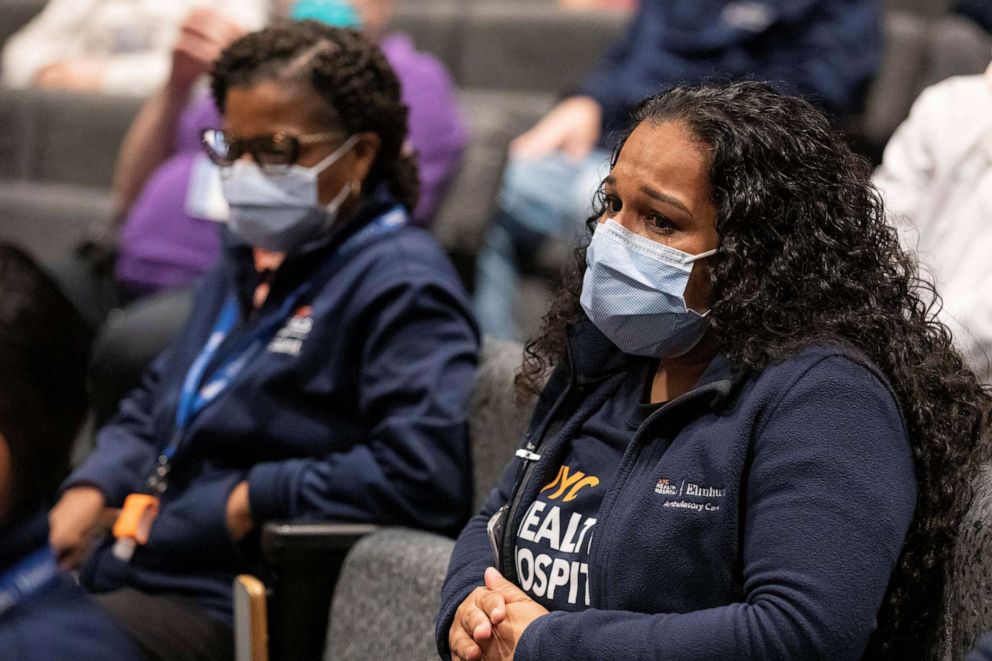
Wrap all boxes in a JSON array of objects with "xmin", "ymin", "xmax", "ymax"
[
  {"xmin": 49, "ymin": 486, "xmax": 114, "ymax": 570},
  {"xmin": 448, "ymin": 584, "xmax": 509, "ymax": 661}
]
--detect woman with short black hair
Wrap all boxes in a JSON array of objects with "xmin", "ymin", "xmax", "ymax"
[
  {"xmin": 439, "ymin": 81, "xmax": 991, "ymax": 660},
  {"xmin": 49, "ymin": 22, "xmax": 478, "ymax": 660}
]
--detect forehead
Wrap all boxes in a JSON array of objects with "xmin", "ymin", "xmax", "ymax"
[
  {"xmin": 223, "ymin": 80, "xmax": 337, "ymax": 135},
  {"xmin": 612, "ymin": 120, "xmax": 712, "ymax": 199}
]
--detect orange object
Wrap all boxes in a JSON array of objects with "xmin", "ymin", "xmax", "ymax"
[{"xmin": 112, "ymin": 494, "xmax": 160, "ymax": 544}]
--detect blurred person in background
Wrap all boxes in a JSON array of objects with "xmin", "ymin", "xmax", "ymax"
[
  {"xmin": 0, "ymin": 0, "xmax": 268, "ymax": 95},
  {"xmin": 48, "ymin": 23, "xmax": 477, "ymax": 661},
  {"xmin": 474, "ymin": 0, "xmax": 883, "ymax": 341},
  {"xmin": 873, "ymin": 58, "xmax": 992, "ymax": 383},
  {"xmin": 56, "ymin": 0, "xmax": 467, "ymax": 422},
  {"xmin": 0, "ymin": 243, "xmax": 142, "ymax": 660}
]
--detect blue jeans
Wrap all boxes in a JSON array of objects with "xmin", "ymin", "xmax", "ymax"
[{"xmin": 474, "ymin": 150, "xmax": 610, "ymax": 340}]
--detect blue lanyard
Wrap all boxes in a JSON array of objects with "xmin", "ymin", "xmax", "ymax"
[
  {"xmin": 0, "ymin": 547, "xmax": 59, "ymax": 618},
  {"xmin": 149, "ymin": 205, "xmax": 408, "ymax": 491}
]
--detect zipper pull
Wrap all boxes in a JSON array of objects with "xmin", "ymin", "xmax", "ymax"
[
  {"xmin": 146, "ymin": 454, "xmax": 171, "ymax": 495},
  {"xmin": 514, "ymin": 448, "xmax": 542, "ymax": 462}
]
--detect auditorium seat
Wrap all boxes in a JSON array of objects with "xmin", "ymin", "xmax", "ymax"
[
  {"xmin": 939, "ymin": 464, "xmax": 992, "ymax": 658},
  {"xmin": 324, "ymin": 528, "xmax": 455, "ymax": 660},
  {"xmin": 0, "ymin": 88, "xmax": 139, "ymax": 260}
]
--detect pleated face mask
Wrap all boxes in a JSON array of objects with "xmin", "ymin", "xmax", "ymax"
[
  {"xmin": 221, "ymin": 135, "xmax": 358, "ymax": 253},
  {"xmin": 579, "ymin": 219, "xmax": 717, "ymax": 358}
]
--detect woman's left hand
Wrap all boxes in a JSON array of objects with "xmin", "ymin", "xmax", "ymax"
[
  {"xmin": 226, "ymin": 481, "xmax": 254, "ymax": 540},
  {"xmin": 479, "ymin": 567, "xmax": 549, "ymax": 661}
]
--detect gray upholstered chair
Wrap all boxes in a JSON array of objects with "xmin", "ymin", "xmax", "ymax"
[
  {"xmin": 937, "ymin": 464, "xmax": 992, "ymax": 660},
  {"xmin": 0, "ymin": 88, "xmax": 139, "ymax": 261},
  {"xmin": 322, "ymin": 529, "xmax": 456, "ymax": 661},
  {"xmin": 320, "ymin": 339, "xmax": 533, "ymax": 660}
]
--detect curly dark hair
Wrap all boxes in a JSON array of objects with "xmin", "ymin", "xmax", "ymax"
[
  {"xmin": 0, "ymin": 243, "xmax": 89, "ymax": 516},
  {"xmin": 210, "ymin": 20, "xmax": 419, "ymax": 213},
  {"xmin": 519, "ymin": 81, "xmax": 992, "ymax": 658}
]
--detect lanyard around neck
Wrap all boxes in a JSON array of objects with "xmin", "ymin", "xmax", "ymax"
[{"xmin": 146, "ymin": 204, "xmax": 409, "ymax": 494}]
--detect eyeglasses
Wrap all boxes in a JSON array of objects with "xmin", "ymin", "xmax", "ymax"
[{"xmin": 200, "ymin": 128, "xmax": 343, "ymax": 173}]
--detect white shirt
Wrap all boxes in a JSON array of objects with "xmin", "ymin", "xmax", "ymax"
[
  {"xmin": 873, "ymin": 70, "xmax": 992, "ymax": 382},
  {"xmin": 1, "ymin": 0, "xmax": 270, "ymax": 96}
]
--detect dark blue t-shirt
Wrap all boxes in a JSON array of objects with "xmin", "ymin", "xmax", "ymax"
[{"xmin": 514, "ymin": 360, "xmax": 661, "ymax": 611}]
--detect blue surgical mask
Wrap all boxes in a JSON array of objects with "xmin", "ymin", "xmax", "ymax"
[
  {"xmin": 579, "ymin": 220, "xmax": 718, "ymax": 358},
  {"xmin": 221, "ymin": 135, "xmax": 358, "ymax": 252}
]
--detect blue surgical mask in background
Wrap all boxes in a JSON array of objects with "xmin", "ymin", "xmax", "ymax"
[
  {"xmin": 290, "ymin": 0, "xmax": 363, "ymax": 29},
  {"xmin": 221, "ymin": 135, "xmax": 359, "ymax": 253},
  {"xmin": 580, "ymin": 220, "xmax": 718, "ymax": 358}
]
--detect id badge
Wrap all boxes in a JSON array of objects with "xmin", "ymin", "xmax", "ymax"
[
  {"xmin": 185, "ymin": 153, "xmax": 230, "ymax": 223},
  {"xmin": 487, "ymin": 505, "xmax": 509, "ymax": 567}
]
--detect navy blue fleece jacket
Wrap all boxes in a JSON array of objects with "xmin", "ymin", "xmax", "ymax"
[
  {"xmin": 579, "ymin": 0, "xmax": 882, "ymax": 135},
  {"xmin": 437, "ymin": 319, "xmax": 916, "ymax": 659},
  {"xmin": 66, "ymin": 190, "xmax": 479, "ymax": 624},
  {"xmin": 0, "ymin": 511, "xmax": 143, "ymax": 660}
]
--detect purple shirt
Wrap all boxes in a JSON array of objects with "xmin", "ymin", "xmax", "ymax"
[{"xmin": 116, "ymin": 33, "xmax": 468, "ymax": 293}]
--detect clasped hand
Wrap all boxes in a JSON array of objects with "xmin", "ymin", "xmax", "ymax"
[{"xmin": 449, "ymin": 567, "xmax": 549, "ymax": 661}]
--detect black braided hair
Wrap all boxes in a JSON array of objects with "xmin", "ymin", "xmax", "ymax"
[
  {"xmin": 210, "ymin": 21, "xmax": 419, "ymax": 213},
  {"xmin": 518, "ymin": 81, "xmax": 992, "ymax": 658}
]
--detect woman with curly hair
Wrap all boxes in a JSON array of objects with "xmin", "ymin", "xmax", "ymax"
[
  {"xmin": 438, "ymin": 80, "xmax": 991, "ymax": 660},
  {"xmin": 46, "ymin": 21, "xmax": 478, "ymax": 660}
]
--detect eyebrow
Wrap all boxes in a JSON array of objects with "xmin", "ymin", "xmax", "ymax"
[{"xmin": 603, "ymin": 176, "xmax": 693, "ymax": 217}]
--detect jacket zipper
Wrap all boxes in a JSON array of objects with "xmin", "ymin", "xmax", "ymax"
[{"xmin": 499, "ymin": 381, "xmax": 574, "ymax": 580}]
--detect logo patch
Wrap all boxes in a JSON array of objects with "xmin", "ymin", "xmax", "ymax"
[
  {"xmin": 654, "ymin": 477, "xmax": 725, "ymax": 512},
  {"xmin": 268, "ymin": 305, "xmax": 313, "ymax": 356}
]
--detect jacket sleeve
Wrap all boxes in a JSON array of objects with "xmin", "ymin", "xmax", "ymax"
[
  {"xmin": 435, "ymin": 455, "xmax": 522, "ymax": 659},
  {"xmin": 62, "ymin": 348, "xmax": 172, "ymax": 506},
  {"xmin": 246, "ymin": 272, "xmax": 480, "ymax": 536},
  {"xmin": 63, "ymin": 269, "xmax": 225, "ymax": 505},
  {"xmin": 512, "ymin": 356, "xmax": 917, "ymax": 660}
]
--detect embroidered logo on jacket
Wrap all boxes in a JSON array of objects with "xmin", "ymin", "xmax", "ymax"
[
  {"xmin": 655, "ymin": 477, "xmax": 725, "ymax": 512},
  {"xmin": 540, "ymin": 465, "xmax": 600, "ymax": 502},
  {"xmin": 268, "ymin": 305, "xmax": 313, "ymax": 356}
]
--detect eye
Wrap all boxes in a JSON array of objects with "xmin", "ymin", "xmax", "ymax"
[
  {"xmin": 646, "ymin": 212, "xmax": 677, "ymax": 235},
  {"xmin": 603, "ymin": 194, "xmax": 622, "ymax": 216}
]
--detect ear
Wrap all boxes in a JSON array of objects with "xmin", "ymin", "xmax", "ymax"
[{"xmin": 349, "ymin": 131, "xmax": 381, "ymax": 186}]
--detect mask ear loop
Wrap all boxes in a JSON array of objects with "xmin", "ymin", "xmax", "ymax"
[
  {"xmin": 684, "ymin": 247, "xmax": 719, "ymax": 264},
  {"xmin": 309, "ymin": 134, "xmax": 360, "ymax": 174},
  {"xmin": 683, "ymin": 247, "xmax": 719, "ymax": 317}
]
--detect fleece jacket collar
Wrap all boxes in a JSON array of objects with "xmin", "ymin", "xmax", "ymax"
[
  {"xmin": 563, "ymin": 316, "xmax": 742, "ymax": 416},
  {"xmin": 221, "ymin": 184, "xmax": 400, "ymax": 316}
]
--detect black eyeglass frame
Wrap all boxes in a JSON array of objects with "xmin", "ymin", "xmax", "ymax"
[{"xmin": 200, "ymin": 128, "xmax": 343, "ymax": 172}]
